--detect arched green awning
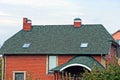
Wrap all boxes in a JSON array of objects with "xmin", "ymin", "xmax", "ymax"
[{"xmin": 51, "ymin": 56, "xmax": 105, "ymax": 72}]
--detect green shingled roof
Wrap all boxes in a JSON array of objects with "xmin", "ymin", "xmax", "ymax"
[
  {"xmin": 51, "ymin": 56, "xmax": 105, "ymax": 71},
  {"xmin": 0, "ymin": 24, "xmax": 113, "ymax": 54}
]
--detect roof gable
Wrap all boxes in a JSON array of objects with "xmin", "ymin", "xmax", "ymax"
[
  {"xmin": 0, "ymin": 24, "xmax": 113, "ymax": 55},
  {"xmin": 112, "ymin": 30, "xmax": 120, "ymax": 40}
]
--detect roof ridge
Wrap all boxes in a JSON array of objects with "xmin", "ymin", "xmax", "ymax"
[{"xmin": 32, "ymin": 24, "xmax": 102, "ymax": 26}]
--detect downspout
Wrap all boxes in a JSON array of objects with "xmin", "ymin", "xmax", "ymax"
[
  {"xmin": 1, "ymin": 55, "xmax": 3, "ymax": 80},
  {"xmin": 2, "ymin": 54, "xmax": 6, "ymax": 80},
  {"xmin": 2, "ymin": 55, "xmax": 3, "ymax": 80},
  {"xmin": 54, "ymin": 71, "xmax": 56, "ymax": 80},
  {"xmin": 116, "ymin": 45, "xmax": 120, "ymax": 58}
]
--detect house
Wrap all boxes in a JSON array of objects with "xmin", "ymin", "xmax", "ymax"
[
  {"xmin": 0, "ymin": 18, "xmax": 119, "ymax": 80},
  {"xmin": 112, "ymin": 30, "xmax": 120, "ymax": 64},
  {"xmin": 112, "ymin": 30, "xmax": 120, "ymax": 45}
]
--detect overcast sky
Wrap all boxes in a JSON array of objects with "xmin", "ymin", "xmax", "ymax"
[{"xmin": 0, "ymin": 0, "xmax": 120, "ymax": 46}]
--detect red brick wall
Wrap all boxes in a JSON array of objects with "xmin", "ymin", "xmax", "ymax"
[
  {"xmin": 93, "ymin": 45, "xmax": 117, "ymax": 67},
  {"xmin": 105, "ymin": 45, "xmax": 116, "ymax": 64},
  {"xmin": 5, "ymin": 53, "xmax": 116, "ymax": 80},
  {"xmin": 5, "ymin": 55, "xmax": 74, "ymax": 80},
  {"xmin": 58, "ymin": 55, "xmax": 74, "ymax": 66},
  {"xmin": 92, "ymin": 56, "xmax": 101, "ymax": 63},
  {"xmin": 5, "ymin": 55, "xmax": 54, "ymax": 80}
]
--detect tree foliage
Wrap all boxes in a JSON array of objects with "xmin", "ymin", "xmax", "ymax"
[{"xmin": 82, "ymin": 64, "xmax": 120, "ymax": 80}]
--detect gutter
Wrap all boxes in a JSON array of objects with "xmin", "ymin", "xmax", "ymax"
[{"xmin": 2, "ymin": 54, "xmax": 6, "ymax": 80}]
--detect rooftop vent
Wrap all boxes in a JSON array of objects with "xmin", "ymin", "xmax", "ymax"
[{"xmin": 74, "ymin": 18, "xmax": 82, "ymax": 28}]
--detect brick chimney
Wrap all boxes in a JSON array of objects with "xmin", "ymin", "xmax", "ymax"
[
  {"xmin": 74, "ymin": 18, "xmax": 82, "ymax": 28},
  {"xmin": 23, "ymin": 18, "xmax": 32, "ymax": 31}
]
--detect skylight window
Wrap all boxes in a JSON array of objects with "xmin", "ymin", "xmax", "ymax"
[
  {"xmin": 22, "ymin": 43, "xmax": 31, "ymax": 48},
  {"xmin": 80, "ymin": 43, "xmax": 88, "ymax": 48}
]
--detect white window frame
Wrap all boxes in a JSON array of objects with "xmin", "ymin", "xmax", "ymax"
[
  {"xmin": 80, "ymin": 43, "xmax": 88, "ymax": 48},
  {"xmin": 22, "ymin": 43, "xmax": 31, "ymax": 48},
  {"xmin": 13, "ymin": 71, "xmax": 26, "ymax": 80},
  {"xmin": 48, "ymin": 56, "xmax": 57, "ymax": 74}
]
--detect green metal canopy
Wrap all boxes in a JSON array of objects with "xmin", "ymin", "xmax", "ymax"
[{"xmin": 51, "ymin": 56, "xmax": 105, "ymax": 72}]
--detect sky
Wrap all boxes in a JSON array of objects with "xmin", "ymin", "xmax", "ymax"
[{"xmin": 0, "ymin": 0, "xmax": 120, "ymax": 46}]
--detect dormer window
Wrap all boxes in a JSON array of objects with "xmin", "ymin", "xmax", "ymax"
[
  {"xmin": 22, "ymin": 43, "xmax": 31, "ymax": 48},
  {"xmin": 80, "ymin": 43, "xmax": 88, "ymax": 48}
]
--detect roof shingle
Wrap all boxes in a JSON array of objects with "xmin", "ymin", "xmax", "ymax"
[{"xmin": 0, "ymin": 24, "xmax": 113, "ymax": 55}]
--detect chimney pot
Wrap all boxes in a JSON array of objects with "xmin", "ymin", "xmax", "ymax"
[
  {"xmin": 74, "ymin": 18, "xmax": 82, "ymax": 28},
  {"xmin": 27, "ymin": 19, "xmax": 32, "ymax": 23}
]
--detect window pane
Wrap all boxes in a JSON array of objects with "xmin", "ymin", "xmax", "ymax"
[
  {"xmin": 80, "ymin": 43, "xmax": 88, "ymax": 47},
  {"xmin": 22, "ymin": 43, "xmax": 31, "ymax": 48},
  {"xmin": 15, "ymin": 73, "xmax": 24, "ymax": 80},
  {"xmin": 49, "ymin": 56, "xmax": 57, "ymax": 71}
]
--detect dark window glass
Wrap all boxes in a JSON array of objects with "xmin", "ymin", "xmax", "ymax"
[{"xmin": 15, "ymin": 73, "xmax": 24, "ymax": 80}]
